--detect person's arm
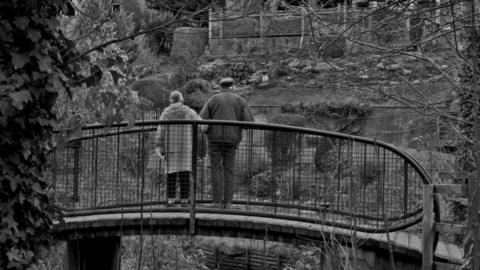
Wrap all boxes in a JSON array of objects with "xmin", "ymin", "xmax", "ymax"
[
  {"xmin": 199, "ymin": 101, "xmax": 210, "ymax": 120},
  {"xmin": 155, "ymin": 112, "xmax": 167, "ymax": 157},
  {"xmin": 241, "ymin": 102, "xmax": 255, "ymax": 122},
  {"xmin": 198, "ymin": 101, "xmax": 210, "ymax": 133}
]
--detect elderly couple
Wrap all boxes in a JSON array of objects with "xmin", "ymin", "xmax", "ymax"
[{"xmin": 155, "ymin": 78, "xmax": 254, "ymax": 208}]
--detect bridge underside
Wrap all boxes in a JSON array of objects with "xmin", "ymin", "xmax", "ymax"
[{"xmin": 54, "ymin": 211, "xmax": 461, "ymax": 266}]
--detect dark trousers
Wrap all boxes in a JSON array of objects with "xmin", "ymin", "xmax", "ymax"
[
  {"xmin": 167, "ymin": 171, "xmax": 190, "ymax": 199},
  {"xmin": 209, "ymin": 142, "xmax": 236, "ymax": 203}
]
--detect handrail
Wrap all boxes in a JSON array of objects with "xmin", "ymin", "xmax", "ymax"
[
  {"xmin": 49, "ymin": 120, "xmax": 439, "ymax": 233},
  {"xmin": 71, "ymin": 119, "xmax": 434, "ymax": 183}
]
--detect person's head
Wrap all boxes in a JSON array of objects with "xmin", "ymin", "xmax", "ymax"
[
  {"xmin": 219, "ymin": 77, "xmax": 234, "ymax": 90},
  {"xmin": 169, "ymin": 90, "xmax": 184, "ymax": 104}
]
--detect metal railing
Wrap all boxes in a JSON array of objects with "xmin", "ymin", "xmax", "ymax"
[{"xmin": 48, "ymin": 120, "xmax": 438, "ymax": 233}]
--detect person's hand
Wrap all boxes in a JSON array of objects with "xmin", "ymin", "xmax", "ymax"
[{"xmin": 155, "ymin": 147, "xmax": 164, "ymax": 158}]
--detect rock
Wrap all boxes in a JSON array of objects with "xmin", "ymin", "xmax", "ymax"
[
  {"xmin": 441, "ymin": 65, "xmax": 448, "ymax": 69},
  {"xmin": 288, "ymin": 59, "xmax": 302, "ymax": 69},
  {"xmin": 248, "ymin": 73, "xmax": 262, "ymax": 84},
  {"xmin": 359, "ymin": 74, "xmax": 370, "ymax": 79},
  {"xmin": 286, "ymin": 75, "xmax": 294, "ymax": 81},
  {"xmin": 170, "ymin": 27, "xmax": 208, "ymax": 59},
  {"xmin": 198, "ymin": 59, "xmax": 226, "ymax": 80},
  {"xmin": 313, "ymin": 62, "xmax": 331, "ymax": 72},
  {"xmin": 257, "ymin": 82, "xmax": 270, "ymax": 89},
  {"xmin": 402, "ymin": 69, "xmax": 412, "ymax": 75},
  {"xmin": 248, "ymin": 69, "xmax": 269, "ymax": 84},
  {"xmin": 301, "ymin": 64, "xmax": 315, "ymax": 73},
  {"xmin": 376, "ymin": 62, "xmax": 386, "ymax": 69},
  {"xmin": 386, "ymin": 63, "xmax": 401, "ymax": 71}
]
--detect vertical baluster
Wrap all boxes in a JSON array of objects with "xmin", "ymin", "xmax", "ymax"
[
  {"xmin": 404, "ymin": 160, "xmax": 408, "ymax": 219},
  {"xmin": 136, "ymin": 131, "xmax": 141, "ymax": 203},
  {"xmin": 52, "ymin": 148, "xmax": 57, "ymax": 202},
  {"xmin": 190, "ymin": 122, "xmax": 198, "ymax": 234},
  {"xmin": 382, "ymin": 149, "xmax": 387, "ymax": 228},
  {"xmin": 363, "ymin": 143, "xmax": 367, "ymax": 216},
  {"xmin": 272, "ymin": 131, "xmax": 277, "ymax": 214},
  {"xmin": 247, "ymin": 129, "xmax": 253, "ymax": 211},
  {"xmin": 375, "ymin": 142, "xmax": 381, "ymax": 228},
  {"xmin": 93, "ymin": 130, "xmax": 98, "ymax": 208},
  {"xmin": 336, "ymin": 139, "xmax": 342, "ymax": 212},
  {"xmin": 349, "ymin": 139, "xmax": 355, "ymax": 229},
  {"xmin": 140, "ymin": 126, "xmax": 146, "ymax": 207},
  {"xmin": 116, "ymin": 127, "xmax": 120, "ymax": 206},
  {"xmin": 73, "ymin": 140, "xmax": 80, "ymax": 203}
]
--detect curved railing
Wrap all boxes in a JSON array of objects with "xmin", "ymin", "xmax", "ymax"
[{"xmin": 48, "ymin": 120, "xmax": 438, "ymax": 233}]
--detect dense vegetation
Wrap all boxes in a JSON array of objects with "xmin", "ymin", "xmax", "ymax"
[{"xmin": 0, "ymin": 1, "xmax": 74, "ymax": 268}]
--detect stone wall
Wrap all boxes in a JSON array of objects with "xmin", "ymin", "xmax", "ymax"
[{"xmin": 195, "ymin": 236, "xmax": 459, "ymax": 270}]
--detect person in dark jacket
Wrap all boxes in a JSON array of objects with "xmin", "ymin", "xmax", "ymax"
[{"xmin": 199, "ymin": 77, "xmax": 254, "ymax": 208}]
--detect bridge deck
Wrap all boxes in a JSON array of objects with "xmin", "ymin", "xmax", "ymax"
[{"xmin": 56, "ymin": 211, "xmax": 463, "ymax": 265}]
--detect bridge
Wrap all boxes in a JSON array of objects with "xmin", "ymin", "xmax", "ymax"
[{"xmin": 48, "ymin": 120, "xmax": 462, "ymax": 270}]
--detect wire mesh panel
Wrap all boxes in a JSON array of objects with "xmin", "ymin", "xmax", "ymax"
[{"xmin": 49, "ymin": 120, "xmax": 432, "ymax": 232}]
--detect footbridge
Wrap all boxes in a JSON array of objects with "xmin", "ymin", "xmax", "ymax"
[{"xmin": 48, "ymin": 120, "xmax": 462, "ymax": 269}]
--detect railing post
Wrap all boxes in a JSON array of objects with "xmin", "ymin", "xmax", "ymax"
[
  {"xmin": 422, "ymin": 184, "xmax": 434, "ymax": 270},
  {"xmin": 190, "ymin": 122, "xmax": 198, "ymax": 235},
  {"xmin": 71, "ymin": 140, "xmax": 81, "ymax": 202}
]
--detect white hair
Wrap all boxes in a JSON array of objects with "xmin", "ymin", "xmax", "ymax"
[{"xmin": 169, "ymin": 90, "xmax": 184, "ymax": 103}]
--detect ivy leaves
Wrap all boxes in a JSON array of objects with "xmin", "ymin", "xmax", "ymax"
[
  {"xmin": 0, "ymin": 1, "xmax": 74, "ymax": 269},
  {"xmin": 9, "ymin": 91, "xmax": 31, "ymax": 110}
]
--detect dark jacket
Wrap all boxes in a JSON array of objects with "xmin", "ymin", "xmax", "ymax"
[{"xmin": 199, "ymin": 92, "xmax": 254, "ymax": 144}]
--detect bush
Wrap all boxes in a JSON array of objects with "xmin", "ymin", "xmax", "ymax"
[
  {"xmin": 250, "ymin": 170, "xmax": 279, "ymax": 198},
  {"xmin": 143, "ymin": 10, "xmax": 178, "ymax": 55},
  {"xmin": 265, "ymin": 114, "xmax": 306, "ymax": 170},
  {"xmin": 130, "ymin": 76, "xmax": 170, "ymax": 109},
  {"xmin": 180, "ymin": 78, "xmax": 212, "ymax": 111},
  {"xmin": 356, "ymin": 160, "xmax": 384, "ymax": 186},
  {"xmin": 235, "ymin": 146, "xmax": 271, "ymax": 186},
  {"xmin": 314, "ymin": 137, "xmax": 337, "ymax": 173}
]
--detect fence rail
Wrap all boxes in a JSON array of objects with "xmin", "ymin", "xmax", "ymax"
[{"xmin": 48, "ymin": 120, "xmax": 438, "ymax": 233}]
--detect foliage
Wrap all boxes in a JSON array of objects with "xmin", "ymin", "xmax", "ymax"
[
  {"xmin": 314, "ymin": 137, "xmax": 338, "ymax": 174},
  {"xmin": 0, "ymin": 0, "xmax": 74, "ymax": 268},
  {"xmin": 143, "ymin": 9, "xmax": 178, "ymax": 55},
  {"xmin": 250, "ymin": 170, "xmax": 279, "ymax": 198},
  {"xmin": 281, "ymin": 101, "xmax": 372, "ymax": 134},
  {"xmin": 265, "ymin": 113, "xmax": 306, "ymax": 168},
  {"xmin": 457, "ymin": 32, "xmax": 480, "ymax": 270},
  {"xmin": 121, "ymin": 235, "xmax": 208, "ymax": 270},
  {"xmin": 57, "ymin": 0, "xmax": 141, "ymax": 129},
  {"xmin": 146, "ymin": 0, "xmax": 212, "ymax": 27}
]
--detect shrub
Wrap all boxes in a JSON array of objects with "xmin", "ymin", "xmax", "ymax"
[
  {"xmin": 143, "ymin": 10, "xmax": 178, "ymax": 55},
  {"xmin": 265, "ymin": 114, "xmax": 306, "ymax": 170},
  {"xmin": 250, "ymin": 170, "xmax": 279, "ymax": 198},
  {"xmin": 130, "ymin": 76, "xmax": 170, "ymax": 109},
  {"xmin": 356, "ymin": 160, "xmax": 384, "ymax": 186},
  {"xmin": 180, "ymin": 78, "xmax": 212, "ymax": 111},
  {"xmin": 314, "ymin": 137, "xmax": 337, "ymax": 174}
]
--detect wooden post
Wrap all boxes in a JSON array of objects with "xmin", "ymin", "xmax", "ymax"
[
  {"xmin": 65, "ymin": 237, "xmax": 121, "ymax": 270},
  {"xmin": 422, "ymin": 185, "xmax": 434, "ymax": 270}
]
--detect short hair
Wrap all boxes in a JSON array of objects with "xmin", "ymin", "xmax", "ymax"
[{"xmin": 170, "ymin": 90, "xmax": 184, "ymax": 103}]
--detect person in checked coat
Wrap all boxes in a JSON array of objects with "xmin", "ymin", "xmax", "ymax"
[{"xmin": 155, "ymin": 91, "xmax": 202, "ymax": 205}]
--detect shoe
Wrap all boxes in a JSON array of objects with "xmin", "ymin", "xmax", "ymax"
[
  {"xmin": 167, "ymin": 198, "xmax": 176, "ymax": 206},
  {"xmin": 180, "ymin": 199, "xmax": 189, "ymax": 207}
]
